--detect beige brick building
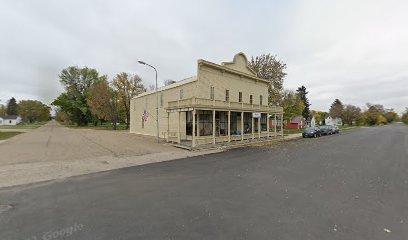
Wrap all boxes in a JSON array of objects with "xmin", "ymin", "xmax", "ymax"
[{"xmin": 130, "ymin": 53, "xmax": 284, "ymax": 148}]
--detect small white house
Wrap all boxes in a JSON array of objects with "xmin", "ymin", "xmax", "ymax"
[
  {"xmin": 0, "ymin": 115, "xmax": 22, "ymax": 126},
  {"xmin": 310, "ymin": 116, "xmax": 316, "ymax": 127},
  {"xmin": 325, "ymin": 116, "xmax": 342, "ymax": 126}
]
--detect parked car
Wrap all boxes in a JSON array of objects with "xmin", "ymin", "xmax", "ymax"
[
  {"xmin": 319, "ymin": 125, "xmax": 333, "ymax": 135},
  {"xmin": 328, "ymin": 125, "xmax": 339, "ymax": 134},
  {"xmin": 302, "ymin": 127, "xmax": 322, "ymax": 138}
]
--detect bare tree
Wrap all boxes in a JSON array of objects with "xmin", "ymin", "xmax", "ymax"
[{"xmin": 164, "ymin": 79, "xmax": 176, "ymax": 86}]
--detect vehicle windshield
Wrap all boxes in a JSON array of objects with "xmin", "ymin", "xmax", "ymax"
[{"xmin": 305, "ymin": 127, "xmax": 315, "ymax": 131}]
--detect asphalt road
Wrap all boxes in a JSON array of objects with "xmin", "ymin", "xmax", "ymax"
[{"xmin": 1, "ymin": 123, "xmax": 407, "ymax": 240}]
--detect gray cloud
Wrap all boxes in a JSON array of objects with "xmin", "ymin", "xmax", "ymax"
[{"xmin": 0, "ymin": 0, "xmax": 407, "ymax": 113}]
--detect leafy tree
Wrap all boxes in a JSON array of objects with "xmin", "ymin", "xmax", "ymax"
[
  {"xmin": 17, "ymin": 100, "xmax": 51, "ymax": 123},
  {"xmin": 342, "ymin": 105, "xmax": 362, "ymax": 125},
  {"xmin": 0, "ymin": 104, "xmax": 6, "ymax": 115},
  {"xmin": 280, "ymin": 90, "xmax": 305, "ymax": 120},
  {"xmin": 55, "ymin": 110, "xmax": 71, "ymax": 123},
  {"xmin": 377, "ymin": 115, "xmax": 387, "ymax": 125},
  {"xmin": 383, "ymin": 110, "xmax": 398, "ymax": 123},
  {"xmin": 52, "ymin": 66, "xmax": 104, "ymax": 126},
  {"xmin": 402, "ymin": 108, "xmax": 408, "ymax": 125},
  {"xmin": 296, "ymin": 86, "xmax": 311, "ymax": 120},
  {"xmin": 112, "ymin": 72, "xmax": 146, "ymax": 129},
  {"xmin": 87, "ymin": 79, "xmax": 120, "ymax": 129},
  {"xmin": 310, "ymin": 110, "xmax": 328, "ymax": 125},
  {"xmin": 249, "ymin": 54, "xmax": 287, "ymax": 106},
  {"xmin": 329, "ymin": 99, "xmax": 344, "ymax": 119},
  {"xmin": 6, "ymin": 97, "xmax": 18, "ymax": 115},
  {"xmin": 364, "ymin": 103, "xmax": 385, "ymax": 125}
]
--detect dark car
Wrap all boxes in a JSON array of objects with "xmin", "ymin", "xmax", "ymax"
[
  {"xmin": 319, "ymin": 125, "xmax": 333, "ymax": 135},
  {"xmin": 302, "ymin": 127, "xmax": 322, "ymax": 138},
  {"xmin": 328, "ymin": 125, "xmax": 339, "ymax": 134}
]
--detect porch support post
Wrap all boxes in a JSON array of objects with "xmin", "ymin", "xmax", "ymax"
[
  {"xmin": 241, "ymin": 112, "xmax": 244, "ymax": 141},
  {"xmin": 228, "ymin": 111, "xmax": 231, "ymax": 142},
  {"xmin": 192, "ymin": 109, "xmax": 196, "ymax": 147},
  {"xmin": 212, "ymin": 109, "xmax": 216, "ymax": 144},
  {"xmin": 251, "ymin": 115, "xmax": 254, "ymax": 139},
  {"xmin": 274, "ymin": 114, "xmax": 277, "ymax": 137},
  {"xmin": 177, "ymin": 111, "xmax": 181, "ymax": 143},
  {"xmin": 267, "ymin": 113, "xmax": 270, "ymax": 138},
  {"xmin": 167, "ymin": 112, "xmax": 170, "ymax": 142},
  {"xmin": 197, "ymin": 110, "xmax": 200, "ymax": 137},
  {"xmin": 281, "ymin": 113, "xmax": 284, "ymax": 137},
  {"xmin": 258, "ymin": 115, "xmax": 261, "ymax": 139}
]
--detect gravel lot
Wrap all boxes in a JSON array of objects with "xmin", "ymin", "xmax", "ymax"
[{"xmin": 0, "ymin": 121, "xmax": 218, "ymax": 188}]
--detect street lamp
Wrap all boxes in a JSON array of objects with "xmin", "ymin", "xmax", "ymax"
[{"xmin": 138, "ymin": 60, "xmax": 159, "ymax": 143}]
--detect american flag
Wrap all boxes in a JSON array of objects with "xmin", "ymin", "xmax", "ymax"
[{"xmin": 142, "ymin": 110, "xmax": 149, "ymax": 121}]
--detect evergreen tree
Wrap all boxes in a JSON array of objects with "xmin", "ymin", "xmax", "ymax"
[
  {"xmin": 329, "ymin": 99, "xmax": 344, "ymax": 119},
  {"xmin": 6, "ymin": 97, "xmax": 18, "ymax": 115},
  {"xmin": 296, "ymin": 86, "xmax": 311, "ymax": 120}
]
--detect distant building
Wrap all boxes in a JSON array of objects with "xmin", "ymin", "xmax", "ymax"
[
  {"xmin": 284, "ymin": 116, "xmax": 305, "ymax": 129},
  {"xmin": 325, "ymin": 116, "xmax": 342, "ymax": 126},
  {"xmin": 130, "ymin": 53, "xmax": 284, "ymax": 147},
  {"xmin": 310, "ymin": 116, "xmax": 316, "ymax": 127},
  {"xmin": 0, "ymin": 115, "xmax": 22, "ymax": 125}
]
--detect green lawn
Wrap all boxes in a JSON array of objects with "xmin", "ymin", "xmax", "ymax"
[
  {"xmin": 0, "ymin": 131, "xmax": 23, "ymax": 140},
  {"xmin": 283, "ymin": 129, "xmax": 304, "ymax": 134},
  {"xmin": 0, "ymin": 122, "xmax": 46, "ymax": 129}
]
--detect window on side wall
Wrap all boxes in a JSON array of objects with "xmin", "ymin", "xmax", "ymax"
[
  {"xmin": 250, "ymin": 95, "xmax": 253, "ymax": 105},
  {"xmin": 160, "ymin": 93, "xmax": 163, "ymax": 107},
  {"xmin": 225, "ymin": 89, "xmax": 229, "ymax": 102},
  {"xmin": 210, "ymin": 86, "xmax": 214, "ymax": 100},
  {"xmin": 180, "ymin": 89, "xmax": 184, "ymax": 99},
  {"xmin": 260, "ymin": 95, "xmax": 263, "ymax": 105},
  {"xmin": 239, "ymin": 92, "xmax": 242, "ymax": 103}
]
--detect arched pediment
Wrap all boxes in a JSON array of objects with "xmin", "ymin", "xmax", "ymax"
[{"xmin": 221, "ymin": 53, "xmax": 256, "ymax": 76}]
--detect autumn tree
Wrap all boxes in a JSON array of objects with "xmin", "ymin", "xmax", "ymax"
[
  {"xmin": 383, "ymin": 109, "xmax": 398, "ymax": 123},
  {"xmin": 17, "ymin": 100, "xmax": 51, "ymax": 123},
  {"xmin": 112, "ymin": 72, "xmax": 146, "ymax": 129},
  {"xmin": 364, "ymin": 103, "xmax": 385, "ymax": 125},
  {"xmin": 88, "ymin": 78, "xmax": 110, "ymax": 120},
  {"xmin": 280, "ymin": 90, "xmax": 305, "ymax": 120},
  {"xmin": 310, "ymin": 110, "xmax": 328, "ymax": 125},
  {"xmin": 52, "ymin": 66, "xmax": 104, "ymax": 126},
  {"xmin": 6, "ymin": 97, "xmax": 18, "ymax": 115},
  {"xmin": 164, "ymin": 79, "xmax": 176, "ymax": 86},
  {"xmin": 296, "ymin": 86, "xmax": 311, "ymax": 120},
  {"xmin": 401, "ymin": 108, "xmax": 408, "ymax": 125},
  {"xmin": 249, "ymin": 54, "xmax": 287, "ymax": 106},
  {"xmin": 0, "ymin": 104, "xmax": 6, "ymax": 115},
  {"xmin": 55, "ymin": 110, "xmax": 71, "ymax": 124},
  {"xmin": 342, "ymin": 105, "xmax": 362, "ymax": 125}
]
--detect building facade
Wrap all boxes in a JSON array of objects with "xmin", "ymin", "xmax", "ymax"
[
  {"xmin": 284, "ymin": 116, "xmax": 305, "ymax": 129},
  {"xmin": 325, "ymin": 116, "xmax": 343, "ymax": 126},
  {"xmin": 0, "ymin": 115, "xmax": 21, "ymax": 125},
  {"xmin": 130, "ymin": 53, "xmax": 284, "ymax": 148}
]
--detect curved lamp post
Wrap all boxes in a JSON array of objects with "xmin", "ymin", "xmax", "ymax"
[{"xmin": 138, "ymin": 60, "xmax": 159, "ymax": 143}]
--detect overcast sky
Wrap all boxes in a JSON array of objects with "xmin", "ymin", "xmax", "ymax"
[{"xmin": 1, "ymin": 0, "xmax": 407, "ymax": 113}]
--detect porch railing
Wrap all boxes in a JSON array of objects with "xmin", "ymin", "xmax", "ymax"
[{"xmin": 167, "ymin": 97, "xmax": 283, "ymax": 112}]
